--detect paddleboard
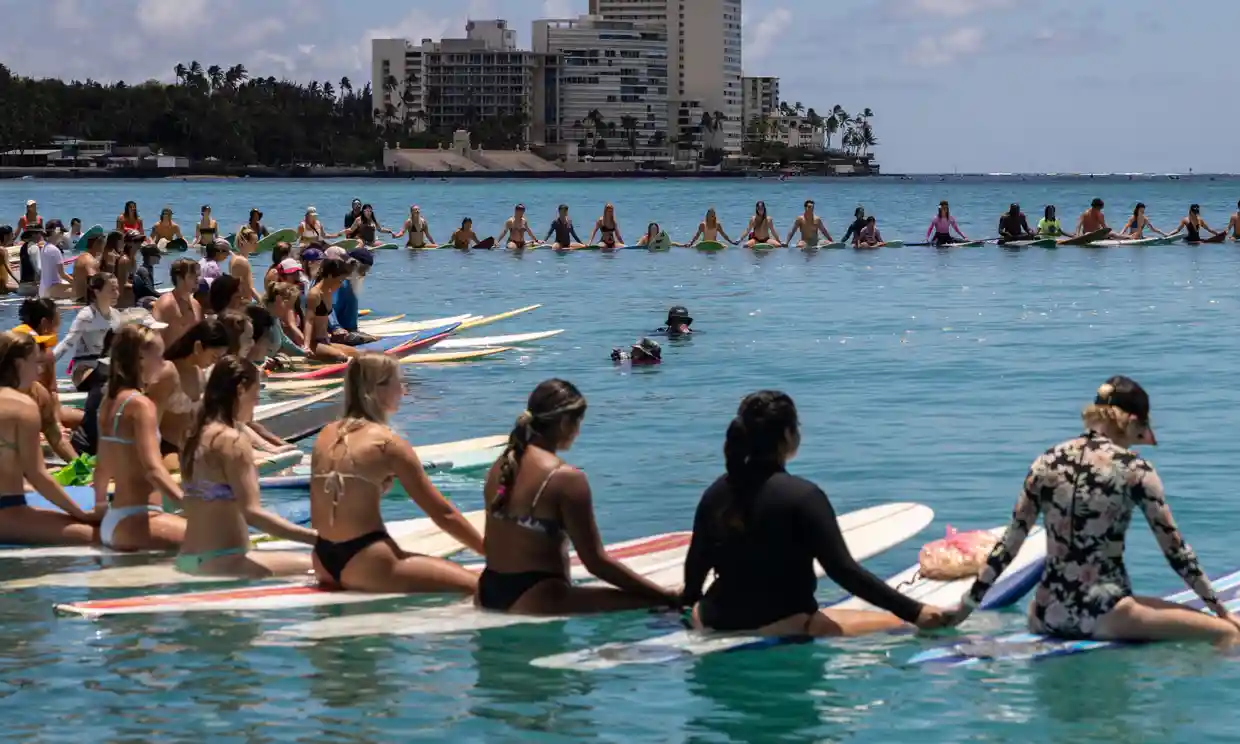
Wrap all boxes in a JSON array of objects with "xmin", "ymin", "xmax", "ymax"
[
  {"xmin": 907, "ymin": 567, "xmax": 1240, "ymax": 667},
  {"xmin": 884, "ymin": 240, "xmax": 905, "ymax": 248},
  {"xmin": 432, "ymin": 330, "xmax": 562, "ymax": 350},
  {"xmin": 73, "ymin": 225, "xmax": 104, "ymax": 246},
  {"xmin": 258, "ymin": 434, "xmax": 507, "ymax": 490},
  {"xmin": 256, "ymin": 228, "xmax": 297, "ymax": 253},
  {"xmin": 371, "ymin": 243, "xmax": 399, "ymax": 250},
  {"xmin": 1092, "ymin": 236, "xmax": 1170, "ymax": 248},
  {"xmin": 1000, "ymin": 237, "xmax": 1057, "ymax": 247},
  {"xmin": 527, "ymin": 502, "xmax": 935, "ymax": 670},
  {"xmin": 1058, "ymin": 227, "xmax": 1111, "ymax": 246},
  {"xmin": 358, "ymin": 314, "xmax": 473, "ymax": 333},
  {"xmin": 694, "ymin": 241, "xmax": 727, "ymax": 251},
  {"xmin": 56, "ymin": 529, "xmax": 685, "ymax": 618},
  {"xmin": 354, "ymin": 332, "xmax": 423, "ymax": 353}
]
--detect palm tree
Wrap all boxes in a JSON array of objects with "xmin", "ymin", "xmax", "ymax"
[
  {"xmin": 323, "ymin": 81, "xmax": 335, "ymax": 101},
  {"xmin": 174, "ymin": 63, "xmax": 187, "ymax": 85},
  {"xmin": 207, "ymin": 65, "xmax": 223, "ymax": 91},
  {"xmin": 860, "ymin": 122, "xmax": 877, "ymax": 157},
  {"xmin": 794, "ymin": 100, "xmax": 805, "ymax": 117},
  {"xmin": 585, "ymin": 108, "xmax": 605, "ymax": 143},
  {"xmin": 188, "ymin": 60, "xmax": 204, "ymax": 86},
  {"xmin": 824, "ymin": 115, "xmax": 839, "ymax": 151},
  {"xmin": 620, "ymin": 114, "xmax": 638, "ymax": 157},
  {"xmin": 649, "ymin": 130, "xmax": 667, "ymax": 156}
]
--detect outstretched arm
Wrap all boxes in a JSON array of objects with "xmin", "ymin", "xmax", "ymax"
[{"xmin": 954, "ymin": 463, "xmax": 1042, "ymax": 623}]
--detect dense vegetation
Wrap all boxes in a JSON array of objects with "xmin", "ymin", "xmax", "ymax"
[
  {"xmin": 0, "ymin": 62, "xmax": 383, "ymax": 166},
  {"xmin": 744, "ymin": 104, "xmax": 878, "ymax": 164}
]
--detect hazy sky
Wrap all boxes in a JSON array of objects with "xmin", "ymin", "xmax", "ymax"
[{"xmin": 0, "ymin": 0, "xmax": 1232, "ymax": 174}]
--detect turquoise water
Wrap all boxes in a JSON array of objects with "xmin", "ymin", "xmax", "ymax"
[{"xmin": 4, "ymin": 177, "xmax": 1240, "ymax": 741}]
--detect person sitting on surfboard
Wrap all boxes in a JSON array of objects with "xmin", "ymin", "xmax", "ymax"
[
  {"xmin": 309, "ymin": 353, "xmax": 485, "ymax": 594},
  {"xmin": 611, "ymin": 337, "xmax": 662, "ymax": 365},
  {"xmin": 244, "ymin": 208, "xmax": 270, "ymax": 239},
  {"xmin": 655, "ymin": 306, "xmax": 693, "ymax": 337},
  {"xmin": 926, "ymin": 201, "xmax": 969, "ymax": 246},
  {"xmin": 499, "ymin": 204, "xmax": 539, "ymax": 250},
  {"xmin": 476, "ymin": 378, "xmax": 679, "ymax": 613},
  {"xmin": 132, "ymin": 244, "xmax": 163, "ymax": 308},
  {"xmin": 450, "ymin": 218, "xmax": 492, "ymax": 250},
  {"xmin": 68, "ymin": 218, "xmax": 82, "ymax": 243},
  {"xmin": 150, "ymin": 207, "xmax": 184, "ymax": 246},
  {"xmin": 343, "ymin": 198, "xmax": 363, "ymax": 231},
  {"xmin": 590, "ymin": 203, "xmax": 625, "ymax": 249},
  {"xmin": 543, "ymin": 204, "xmax": 584, "ymax": 250},
  {"xmin": 1225, "ymin": 200, "xmax": 1240, "ymax": 241},
  {"xmin": 391, "ymin": 205, "xmax": 436, "ymax": 248},
  {"xmin": 1036, "ymin": 205, "xmax": 1070, "ymax": 237},
  {"xmin": 840, "ymin": 206, "xmax": 868, "ymax": 245},
  {"xmin": 297, "ymin": 207, "xmax": 340, "ymax": 248},
  {"xmin": 152, "ymin": 258, "xmax": 203, "ymax": 347},
  {"xmin": 854, "ymin": 217, "xmax": 886, "ymax": 249},
  {"xmin": 1118, "ymin": 202, "xmax": 1167, "ymax": 241},
  {"xmin": 1164, "ymin": 204, "xmax": 1225, "ymax": 243},
  {"xmin": 1075, "ymin": 198, "xmax": 1119, "ymax": 239},
  {"xmin": 786, "ymin": 199, "xmax": 834, "ymax": 248},
  {"xmin": 345, "ymin": 203, "xmax": 384, "ymax": 247},
  {"xmin": 743, "ymin": 201, "xmax": 781, "ymax": 248},
  {"xmin": 947, "ymin": 376, "xmax": 1240, "ymax": 647},
  {"xmin": 681, "ymin": 390, "xmax": 951, "ymax": 637},
  {"xmin": 117, "ymin": 201, "xmax": 143, "ymax": 236},
  {"xmin": 687, "ymin": 207, "xmax": 736, "ymax": 247},
  {"xmin": 997, "ymin": 203, "xmax": 1037, "ymax": 243},
  {"xmin": 636, "ymin": 223, "xmax": 680, "ymax": 248}
]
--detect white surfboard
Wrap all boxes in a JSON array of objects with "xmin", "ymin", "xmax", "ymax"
[
  {"xmin": 6, "ymin": 512, "xmax": 486, "ymax": 591},
  {"xmin": 528, "ymin": 503, "xmax": 937, "ymax": 671},
  {"xmin": 357, "ymin": 314, "xmax": 475, "ymax": 334},
  {"xmin": 430, "ymin": 330, "xmax": 563, "ymax": 350},
  {"xmin": 53, "ymin": 530, "xmax": 690, "ymax": 618},
  {"xmin": 259, "ymin": 503, "xmax": 933, "ymax": 644}
]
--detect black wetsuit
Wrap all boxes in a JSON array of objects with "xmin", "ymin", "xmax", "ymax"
[
  {"xmin": 548, "ymin": 218, "xmax": 581, "ymax": 245},
  {"xmin": 69, "ymin": 362, "xmax": 110, "ymax": 456},
  {"xmin": 841, "ymin": 218, "xmax": 867, "ymax": 245},
  {"xmin": 999, "ymin": 213, "xmax": 1033, "ymax": 241},
  {"xmin": 682, "ymin": 464, "xmax": 924, "ymax": 631},
  {"xmin": 1186, "ymin": 221, "xmax": 1202, "ymax": 242}
]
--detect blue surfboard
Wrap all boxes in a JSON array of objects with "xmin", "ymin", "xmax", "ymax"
[
  {"xmin": 355, "ymin": 322, "xmax": 459, "ymax": 354},
  {"xmin": 908, "ymin": 569, "xmax": 1240, "ymax": 667}
]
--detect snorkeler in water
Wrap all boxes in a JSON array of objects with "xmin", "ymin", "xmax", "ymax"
[{"xmin": 611, "ymin": 337, "xmax": 662, "ymax": 365}]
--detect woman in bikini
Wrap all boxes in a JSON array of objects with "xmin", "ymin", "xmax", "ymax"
[
  {"xmin": 92, "ymin": 325, "xmax": 187, "ymax": 551},
  {"xmin": 176, "ymin": 356, "xmax": 316, "ymax": 577},
  {"xmin": 687, "ymin": 208, "xmax": 736, "ymax": 247},
  {"xmin": 589, "ymin": 203, "xmax": 624, "ymax": 248},
  {"xmin": 1165, "ymin": 204, "xmax": 1226, "ymax": 243},
  {"xmin": 302, "ymin": 258, "xmax": 356, "ymax": 363},
  {"xmin": 297, "ymin": 207, "xmax": 339, "ymax": 248},
  {"xmin": 193, "ymin": 205, "xmax": 218, "ymax": 247},
  {"xmin": 743, "ymin": 201, "xmax": 781, "ymax": 248},
  {"xmin": 390, "ymin": 205, "xmax": 437, "ymax": 248},
  {"xmin": 346, "ymin": 204, "xmax": 385, "ymax": 248},
  {"xmin": 1117, "ymin": 203, "xmax": 1167, "ymax": 241},
  {"xmin": 478, "ymin": 378, "xmax": 679, "ymax": 614},
  {"xmin": 950, "ymin": 376, "xmax": 1240, "ymax": 647},
  {"xmin": 309, "ymin": 353, "xmax": 485, "ymax": 593},
  {"xmin": 449, "ymin": 218, "xmax": 490, "ymax": 250},
  {"xmin": 17, "ymin": 199, "xmax": 42, "ymax": 234},
  {"xmin": 147, "ymin": 318, "xmax": 231, "ymax": 470},
  {"xmin": 0, "ymin": 331, "xmax": 98, "ymax": 546},
  {"xmin": 116, "ymin": 201, "xmax": 143, "ymax": 235},
  {"xmin": 150, "ymin": 207, "xmax": 184, "ymax": 247}
]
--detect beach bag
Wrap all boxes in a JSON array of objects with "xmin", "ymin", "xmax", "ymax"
[{"xmin": 917, "ymin": 526, "xmax": 998, "ymax": 581}]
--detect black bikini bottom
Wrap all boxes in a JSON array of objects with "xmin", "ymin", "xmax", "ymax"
[
  {"xmin": 314, "ymin": 530, "xmax": 389, "ymax": 585},
  {"xmin": 477, "ymin": 568, "xmax": 564, "ymax": 611},
  {"xmin": 0, "ymin": 494, "xmax": 28, "ymax": 509}
]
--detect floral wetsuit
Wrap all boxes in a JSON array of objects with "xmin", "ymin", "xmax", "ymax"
[{"xmin": 964, "ymin": 430, "xmax": 1225, "ymax": 639}]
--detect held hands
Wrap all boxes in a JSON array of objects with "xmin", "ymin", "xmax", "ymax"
[{"xmin": 913, "ymin": 604, "xmax": 957, "ymax": 631}]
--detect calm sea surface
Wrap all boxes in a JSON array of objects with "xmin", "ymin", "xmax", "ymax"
[{"xmin": 3, "ymin": 176, "xmax": 1240, "ymax": 742}]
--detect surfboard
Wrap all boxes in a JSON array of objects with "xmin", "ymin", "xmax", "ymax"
[
  {"xmin": 268, "ymin": 325, "xmax": 459, "ymax": 380},
  {"xmin": 647, "ymin": 232, "xmax": 672, "ymax": 251},
  {"xmin": 884, "ymin": 240, "xmax": 905, "ymax": 248},
  {"xmin": 457, "ymin": 304, "xmax": 542, "ymax": 332},
  {"xmin": 356, "ymin": 313, "xmax": 408, "ymax": 327},
  {"xmin": 1000, "ymin": 237, "xmax": 1058, "ymax": 247},
  {"xmin": 694, "ymin": 240, "xmax": 726, "ymax": 251},
  {"xmin": 7, "ymin": 512, "xmax": 487, "ymax": 592},
  {"xmin": 257, "ymin": 435, "xmax": 507, "ymax": 490},
  {"xmin": 395, "ymin": 347, "xmax": 510, "ymax": 364},
  {"xmin": 1058, "ymin": 227, "xmax": 1111, "ymax": 246},
  {"xmin": 261, "ymin": 378, "xmax": 344, "ymax": 395},
  {"xmin": 1092, "ymin": 236, "xmax": 1169, "ymax": 247},
  {"xmin": 1187, "ymin": 232, "xmax": 1228, "ymax": 244},
  {"xmin": 73, "ymin": 225, "xmax": 104, "ymax": 246},
  {"xmin": 54, "ymin": 530, "xmax": 688, "ymax": 618},
  {"xmin": 331, "ymin": 239, "xmax": 360, "ymax": 251},
  {"xmin": 907, "ymin": 567, "xmax": 1240, "ymax": 667},
  {"xmin": 432, "ymin": 329, "xmax": 562, "ymax": 350},
  {"xmin": 529, "ymin": 517, "xmax": 1044, "ymax": 672},
  {"xmin": 358, "ymin": 314, "xmax": 473, "ymax": 333},
  {"xmin": 256, "ymin": 228, "xmax": 297, "ymax": 252},
  {"xmin": 371, "ymin": 243, "xmax": 399, "ymax": 250},
  {"xmin": 163, "ymin": 237, "xmax": 189, "ymax": 252}
]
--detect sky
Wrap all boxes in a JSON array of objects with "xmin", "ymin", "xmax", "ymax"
[{"xmin": 0, "ymin": 0, "xmax": 1235, "ymax": 174}]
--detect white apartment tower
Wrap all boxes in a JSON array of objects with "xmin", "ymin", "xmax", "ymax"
[
  {"xmin": 533, "ymin": 16, "xmax": 670, "ymax": 157},
  {"xmin": 742, "ymin": 76, "xmax": 780, "ymax": 125},
  {"xmin": 589, "ymin": 0, "xmax": 742, "ymax": 156}
]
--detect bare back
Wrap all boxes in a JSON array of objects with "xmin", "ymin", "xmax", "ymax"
[
  {"xmin": 308, "ymin": 420, "xmax": 395, "ymax": 541},
  {"xmin": 482, "ymin": 447, "xmax": 574, "ymax": 574}
]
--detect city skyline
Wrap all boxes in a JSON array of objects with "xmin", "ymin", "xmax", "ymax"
[{"xmin": 1, "ymin": 0, "xmax": 1236, "ymax": 174}]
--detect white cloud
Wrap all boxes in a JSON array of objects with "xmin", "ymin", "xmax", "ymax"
[
  {"xmin": 895, "ymin": 0, "xmax": 1013, "ymax": 18},
  {"xmin": 543, "ymin": 0, "xmax": 576, "ymax": 18},
  {"xmin": 135, "ymin": 0, "xmax": 212, "ymax": 37},
  {"xmin": 745, "ymin": 7, "xmax": 792, "ymax": 65},
  {"xmin": 906, "ymin": 26, "xmax": 983, "ymax": 66}
]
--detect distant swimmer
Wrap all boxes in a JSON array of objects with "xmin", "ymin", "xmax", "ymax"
[
  {"xmin": 926, "ymin": 200, "xmax": 969, "ymax": 246},
  {"xmin": 1118, "ymin": 202, "xmax": 1167, "ymax": 240},
  {"xmin": 449, "ymin": 218, "xmax": 493, "ymax": 250},
  {"xmin": 743, "ymin": 201, "xmax": 781, "ymax": 248},
  {"xmin": 543, "ymin": 204, "xmax": 585, "ymax": 250},
  {"xmin": 997, "ymin": 203, "xmax": 1036, "ymax": 242},
  {"xmin": 1226, "ymin": 200, "xmax": 1240, "ymax": 240},
  {"xmin": 840, "ymin": 206, "xmax": 867, "ymax": 245},
  {"xmin": 391, "ymin": 205, "xmax": 437, "ymax": 249},
  {"xmin": 1075, "ymin": 198, "xmax": 1119, "ymax": 238},
  {"xmin": 499, "ymin": 204, "xmax": 539, "ymax": 250},
  {"xmin": 655, "ymin": 305, "xmax": 693, "ymax": 337},
  {"xmin": 947, "ymin": 376, "xmax": 1240, "ymax": 648},
  {"xmin": 785, "ymin": 199, "xmax": 833, "ymax": 248},
  {"xmin": 1037, "ymin": 205, "xmax": 1070, "ymax": 237},
  {"xmin": 590, "ymin": 203, "xmax": 625, "ymax": 248},
  {"xmin": 681, "ymin": 390, "xmax": 950, "ymax": 638},
  {"xmin": 854, "ymin": 216, "xmax": 886, "ymax": 248},
  {"xmin": 611, "ymin": 337, "xmax": 662, "ymax": 365},
  {"xmin": 1165, "ymin": 203, "xmax": 1224, "ymax": 243},
  {"xmin": 636, "ymin": 222, "xmax": 682, "ymax": 248},
  {"xmin": 687, "ymin": 208, "xmax": 736, "ymax": 246}
]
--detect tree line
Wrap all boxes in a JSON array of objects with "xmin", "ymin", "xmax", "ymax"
[
  {"xmin": 745, "ymin": 103, "xmax": 878, "ymax": 161},
  {"xmin": 0, "ymin": 62, "xmax": 384, "ymax": 167}
]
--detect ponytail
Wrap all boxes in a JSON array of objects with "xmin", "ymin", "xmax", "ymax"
[
  {"xmin": 495, "ymin": 379, "xmax": 586, "ymax": 509},
  {"xmin": 718, "ymin": 390, "xmax": 799, "ymax": 532}
]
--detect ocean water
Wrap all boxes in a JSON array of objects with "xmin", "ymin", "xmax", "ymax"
[{"xmin": 3, "ymin": 177, "xmax": 1240, "ymax": 742}]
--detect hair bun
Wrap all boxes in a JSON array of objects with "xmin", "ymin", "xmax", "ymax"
[
  {"xmin": 516, "ymin": 409, "xmax": 534, "ymax": 426},
  {"xmin": 1096, "ymin": 383, "xmax": 1115, "ymax": 401}
]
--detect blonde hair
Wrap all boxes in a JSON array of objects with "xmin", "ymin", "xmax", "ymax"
[
  {"xmin": 0, "ymin": 331, "xmax": 36, "ymax": 388},
  {"xmin": 237, "ymin": 226, "xmax": 257, "ymax": 246},
  {"xmin": 108, "ymin": 325, "xmax": 159, "ymax": 397},
  {"xmin": 341, "ymin": 353, "xmax": 399, "ymax": 427},
  {"xmin": 705, "ymin": 208, "xmax": 717, "ymax": 227},
  {"xmin": 1081, "ymin": 383, "xmax": 1141, "ymax": 438}
]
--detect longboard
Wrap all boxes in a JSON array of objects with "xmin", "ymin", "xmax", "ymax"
[
  {"xmin": 432, "ymin": 329, "xmax": 562, "ymax": 350},
  {"xmin": 1091, "ymin": 236, "xmax": 1171, "ymax": 248},
  {"xmin": 1058, "ymin": 227, "xmax": 1111, "ymax": 246},
  {"xmin": 907, "ymin": 567, "xmax": 1240, "ymax": 667},
  {"xmin": 531, "ymin": 520, "xmax": 1043, "ymax": 672},
  {"xmin": 358, "ymin": 313, "xmax": 473, "ymax": 333},
  {"xmin": 999, "ymin": 237, "xmax": 1057, "ymax": 248},
  {"xmin": 694, "ymin": 240, "xmax": 727, "ymax": 251},
  {"xmin": 258, "ymin": 435, "xmax": 507, "ymax": 490},
  {"xmin": 269, "ymin": 325, "xmax": 458, "ymax": 380},
  {"xmin": 365, "ymin": 305, "xmax": 540, "ymax": 337},
  {"xmin": 256, "ymin": 228, "xmax": 297, "ymax": 252},
  {"xmin": 54, "ymin": 530, "xmax": 687, "ymax": 618}
]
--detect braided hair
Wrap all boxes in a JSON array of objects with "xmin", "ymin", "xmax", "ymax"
[
  {"xmin": 720, "ymin": 390, "xmax": 799, "ymax": 532},
  {"xmin": 494, "ymin": 379, "xmax": 587, "ymax": 508}
]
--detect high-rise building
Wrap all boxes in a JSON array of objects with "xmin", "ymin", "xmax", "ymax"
[
  {"xmin": 742, "ymin": 75, "xmax": 780, "ymax": 128},
  {"xmin": 532, "ymin": 15, "xmax": 670, "ymax": 157},
  {"xmin": 589, "ymin": 0, "xmax": 743, "ymax": 157},
  {"xmin": 371, "ymin": 21, "xmax": 553, "ymax": 141}
]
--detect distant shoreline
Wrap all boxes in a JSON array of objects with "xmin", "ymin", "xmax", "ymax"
[{"xmin": 0, "ymin": 166, "xmax": 884, "ymax": 181}]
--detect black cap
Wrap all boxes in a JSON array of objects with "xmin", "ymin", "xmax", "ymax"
[
  {"xmin": 250, "ymin": 208, "xmax": 263, "ymax": 218},
  {"xmin": 634, "ymin": 337, "xmax": 662, "ymax": 360},
  {"xmin": 1190, "ymin": 204, "xmax": 1200, "ymax": 213},
  {"xmin": 1095, "ymin": 375, "xmax": 1150, "ymax": 423},
  {"xmin": 666, "ymin": 305, "xmax": 692, "ymax": 325}
]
